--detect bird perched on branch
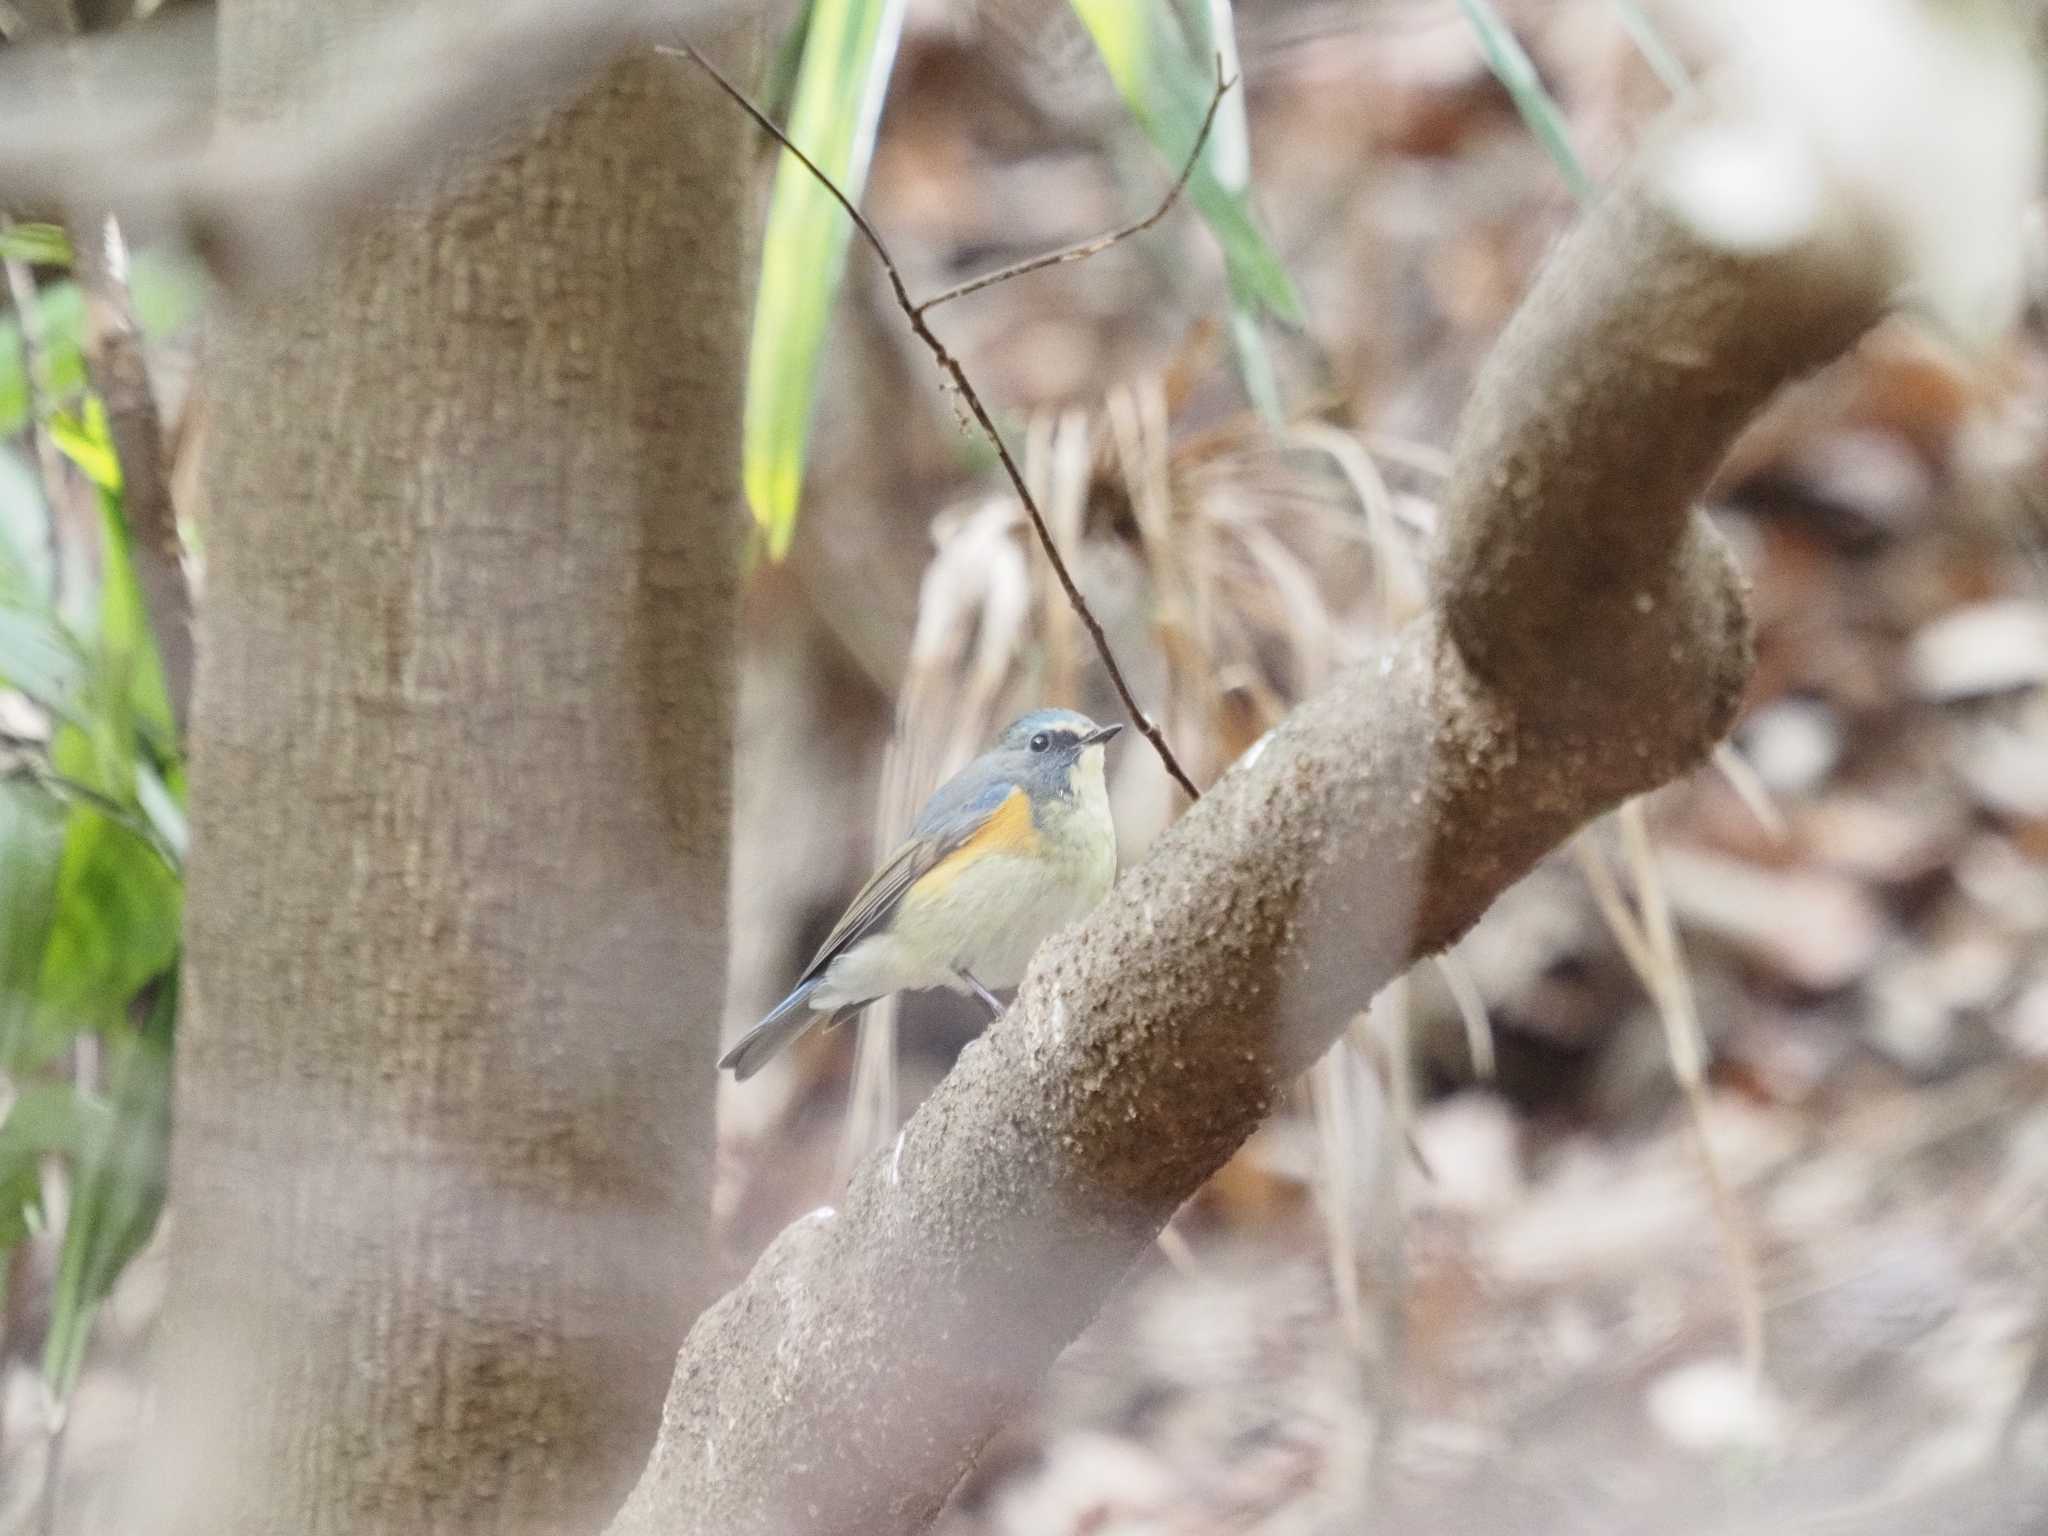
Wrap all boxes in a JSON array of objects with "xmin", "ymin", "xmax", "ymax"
[{"xmin": 720, "ymin": 708, "xmax": 1124, "ymax": 1081}]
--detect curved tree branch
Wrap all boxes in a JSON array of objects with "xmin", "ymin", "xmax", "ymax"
[{"xmin": 609, "ymin": 158, "xmax": 1889, "ymax": 1536}]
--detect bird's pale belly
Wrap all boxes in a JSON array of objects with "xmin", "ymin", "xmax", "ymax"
[{"xmin": 811, "ymin": 842, "xmax": 1112, "ymax": 1008}]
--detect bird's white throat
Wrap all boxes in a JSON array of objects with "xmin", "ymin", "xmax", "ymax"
[{"xmin": 1073, "ymin": 741, "xmax": 1109, "ymax": 817}]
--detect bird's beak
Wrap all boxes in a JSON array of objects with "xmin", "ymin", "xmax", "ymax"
[{"xmin": 1084, "ymin": 723, "xmax": 1124, "ymax": 747}]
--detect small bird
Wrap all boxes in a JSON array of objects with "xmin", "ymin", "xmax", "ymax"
[{"xmin": 720, "ymin": 708, "xmax": 1123, "ymax": 1080}]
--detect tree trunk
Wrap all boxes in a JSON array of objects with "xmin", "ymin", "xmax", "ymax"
[{"xmin": 141, "ymin": 11, "xmax": 744, "ymax": 1533}]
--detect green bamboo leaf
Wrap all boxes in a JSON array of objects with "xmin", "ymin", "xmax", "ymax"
[
  {"xmin": 28, "ymin": 460, "xmax": 182, "ymax": 1058},
  {"xmin": 134, "ymin": 762, "xmax": 187, "ymax": 870},
  {"xmin": 51, "ymin": 399, "xmax": 123, "ymax": 494},
  {"xmin": 0, "ymin": 1159, "xmax": 42, "ymax": 1261},
  {"xmin": 1068, "ymin": 0, "xmax": 1303, "ymax": 326},
  {"xmin": 744, "ymin": 0, "xmax": 910, "ymax": 559},
  {"xmin": 1610, "ymin": 0, "xmax": 1692, "ymax": 98},
  {"xmin": 0, "ymin": 1078, "xmax": 102, "ymax": 1163},
  {"xmin": 1456, "ymin": 0, "xmax": 1596, "ymax": 204},
  {"xmin": 0, "ymin": 606, "xmax": 86, "ymax": 715},
  {"xmin": 96, "ymin": 480, "xmax": 175, "ymax": 754},
  {"xmin": 30, "ymin": 794, "xmax": 180, "ymax": 1060},
  {"xmin": 0, "ymin": 444, "xmax": 52, "ymax": 605},
  {"xmin": 28, "ymin": 723, "xmax": 181, "ymax": 1065},
  {"xmin": 0, "ymin": 250, "xmax": 205, "ymax": 438},
  {"xmin": 0, "ymin": 223, "xmax": 74, "ymax": 267},
  {"xmin": 1229, "ymin": 308, "xmax": 1283, "ymax": 422},
  {"xmin": 0, "ymin": 283, "xmax": 81, "ymax": 432},
  {"xmin": 0, "ymin": 779, "xmax": 70, "ymax": 1069},
  {"xmin": 1185, "ymin": 0, "xmax": 1287, "ymax": 421},
  {"xmin": 59, "ymin": 401, "xmax": 174, "ymax": 759},
  {"xmin": 763, "ymin": 0, "xmax": 819, "ymax": 125},
  {"xmin": 42, "ymin": 969, "xmax": 173, "ymax": 1400},
  {"xmin": 0, "ymin": 1079, "xmax": 103, "ymax": 1259},
  {"xmin": 0, "ymin": 371, "xmax": 182, "ymax": 1377}
]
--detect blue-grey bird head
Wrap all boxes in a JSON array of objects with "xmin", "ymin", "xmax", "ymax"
[{"xmin": 991, "ymin": 708, "xmax": 1123, "ymax": 801}]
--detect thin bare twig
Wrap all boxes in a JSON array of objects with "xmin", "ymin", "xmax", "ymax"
[
  {"xmin": 912, "ymin": 63, "xmax": 1232, "ymax": 317},
  {"xmin": 669, "ymin": 41, "xmax": 1204, "ymax": 800}
]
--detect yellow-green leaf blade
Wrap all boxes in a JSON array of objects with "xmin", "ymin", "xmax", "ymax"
[
  {"xmin": 743, "ymin": 0, "xmax": 909, "ymax": 560},
  {"xmin": 1456, "ymin": 0, "xmax": 1596, "ymax": 204},
  {"xmin": 0, "ymin": 223, "xmax": 73, "ymax": 267},
  {"xmin": 1068, "ymin": 0, "xmax": 1303, "ymax": 327}
]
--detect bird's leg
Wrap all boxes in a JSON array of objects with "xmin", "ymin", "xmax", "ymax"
[{"xmin": 958, "ymin": 970, "xmax": 1004, "ymax": 1020}]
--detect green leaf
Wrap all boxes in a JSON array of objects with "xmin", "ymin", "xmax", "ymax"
[
  {"xmin": 95, "ymin": 481, "xmax": 175, "ymax": 759},
  {"xmin": 1456, "ymin": 0, "xmax": 1596, "ymax": 204},
  {"xmin": 134, "ymin": 762, "xmax": 187, "ymax": 871},
  {"xmin": 0, "ymin": 434, "xmax": 77, "ymax": 719},
  {"xmin": 42, "ymin": 969, "xmax": 174, "ymax": 1400},
  {"xmin": 51, "ymin": 398, "xmax": 123, "ymax": 494},
  {"xmin": 0, "ymin": 351, "xmax": 183, "ymax": 1371},
  {"xmin": 763, "ymin": 0, "xmax": 819, "ymax": 125},
  {"xmin": 0, "ymin": 1078, "xmax": 103, "ymax": 1259},
  {"xmin": 33, "ymin": 689, "xmax": 181, "ymax": 1061},
  {"xmin": 30, "ymin": 796, "xmax": 180, "ymax": 1059},
  {"xmin": 743, "ymin": 0, "xmax": 909, "ymax": 560},
  {"xmin": 0, "ymin": 1078, "xmax": 102, "ymax": 1163},
  {"xmin": 0, "ymin": 444, "xmax": 52, "ymax": 605},
  {"xmin": 1229, "ymin": 308, "xmax": 1283, "ymax": 423},
  {"xmin": 1610, "ymin": 0, "xmax": 1691, "ymax": 98},
  {"xmin": 0, "ymin": 779, "xmax": 70, "ymax": 1069},
  {"xmin": 0, "ymin": 1158, "xmax": 41, "ymax": 1260},
  {"xmin": 5, "ymin": 393, "xmax": 181, "ymax": 1062},
  {"xmin": 0, "ymin": 604, "xmax": 86, "ymax": 714},
  {"xmin": 1185, "ymin": 0, "xmax": 1288, "ymax": 422},
  {"xmin": 60, "ymin": 403, "xmax": 174, "ymax": 766},
  {"xmin": 0, "ymin": 223, "xmax": 74, "ymax": 268},
  {"xmin": 24, "ymin": 460, "xmax": 182, "ymax": 1055},
  {"xmin": 0, "ymin": 249, "xmax": 206, "ymax": 438},
  {"xmin": 1068, "ymin": 0, "xmax": 1304, "ymax": 326}
]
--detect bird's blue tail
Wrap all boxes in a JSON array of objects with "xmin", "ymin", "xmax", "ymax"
[{"xmin": 718, "ymin": 978, "xmax": 824, "ymax": 1081}]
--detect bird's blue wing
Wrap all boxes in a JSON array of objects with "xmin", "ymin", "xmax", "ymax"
[
  {"xmin": 910, "ymin": 759, "xmax": 1023, "ymax": 843},
  {"xmin": 796, "ymin": 769, "xmax": 1019, "ymax": 982}
]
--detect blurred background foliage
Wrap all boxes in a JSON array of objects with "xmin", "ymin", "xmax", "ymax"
[
  {"xmin": 7, "ymin": 0, "xmax": 2048, "ymax": 1532},
  {"xmin": 0, "ymin": 229, "xmax": 193, "ymax": 1432}
]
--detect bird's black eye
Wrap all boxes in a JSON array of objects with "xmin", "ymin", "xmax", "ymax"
[{"xmin": 1029, "ymin": 732, "xmax": 1050, "ymax": 753}]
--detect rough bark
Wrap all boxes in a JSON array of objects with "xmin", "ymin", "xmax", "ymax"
[
  {"xmin": 608, "ymin": 173, "xmax": 1888, "ymax": 1536},
  {"xmin": 144, "ymin": 18, "xmax": 744, "ymax": 1536}
]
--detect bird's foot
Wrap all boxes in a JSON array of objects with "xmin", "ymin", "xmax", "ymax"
[{"xmin": 958, "ymin": 970, "xmax": 1004, "ymax": 1021}]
